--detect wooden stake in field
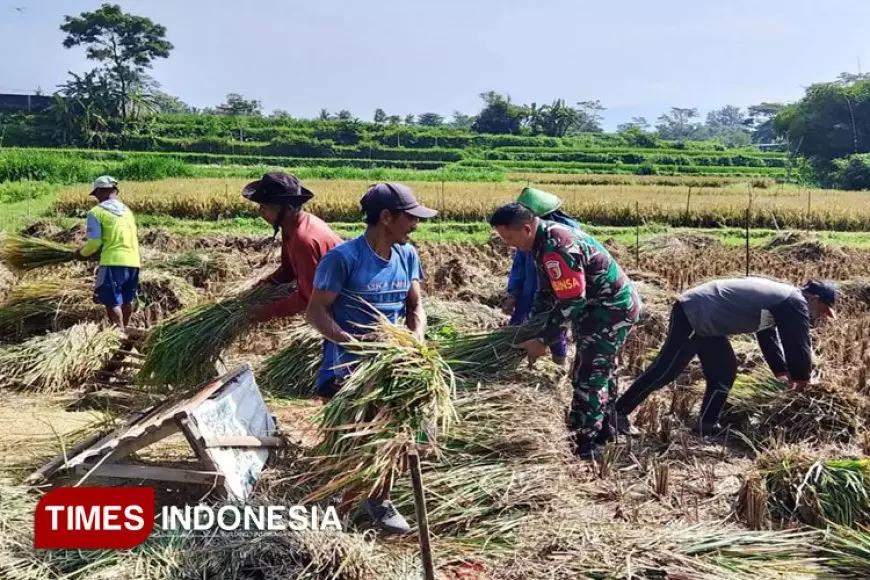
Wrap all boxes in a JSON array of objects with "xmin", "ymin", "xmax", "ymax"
[
  {"xmin": 745, "ymin": 207, "xmax": 751, "ymax": 277},
  {"xmin": 408, "ymin": 449, "xmax": 435, "ymax": 580},
  {"xmin": 635, "ymin": 201, "xmax": 640, "ymax": 269}
]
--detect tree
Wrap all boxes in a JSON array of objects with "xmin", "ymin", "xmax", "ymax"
[
  {"xmin": 537, "ymin": 99, "xmax": 580, "ymax": 137},
  {"xmin": 417, "ymin": 112, "xmax": 444, "ymax": 126},
  {"xmin": 152, "ymin": 90, "xmax": 193, "ymax": 114},
  {"xmin": 837, "ymin": 71, "xmax": 870, "ymax": 87},
  {"xmin": 656, "ymin": 107, "xmax": 700, "ymax": 139},
  {"xmin": 617, "ymin": 116, "xmax": 649, "ymax": 132},
  {"xmin": 472, "ymin": 91, "xmax": 528, "ymax": 135},
  {"xmin": 52, "ymin": 69, "xmax": 120, "ymax": 146},
  {"xmin": 774, "ymin": 80, "xmax": 870, "ymax": 170},
  {"xmin": 573, "ymin": 100, "xmax": 606, "ymax": 133},
  {"xmin": 217, "ymin": 93, "xmax": 262, "ymax": 116},
  {"xmin": 337, "ymin": 109, "xmax": 354, "ymax": 121},
  {"xmin": 706, "ymin": 105, "xmax": 746, "ymax": 128},
  {"xmin": 404, "ymin": 114, "xmax": 416, "ymax": 125},
  {"xmin": 373, "ymin": 108, "xmax": 387, "ymax": 124},
  {"xmin": 450, "ymin": 111, "xmax": 475, "ymax": 130},
  {"xmin": 387, "ymin": 115, "xmax": 402, "ymax": 126},
  {"xmin": 704, "ymin": 105, "xmax": 751, "ymax": 146},
  {"xmin": 318, "ymin": 109, "xmax": 332, "ymax": 121},
  {"xmin": 747, "ymin": 102, "xmax": 785, "ymax": 143},
  {"xmin": 60, "ymin": 3, "xmax": 173, "ymax": 121},
  {"xmin": 271, "ymin": 109, "xmax": 292, "ymax": 119}
]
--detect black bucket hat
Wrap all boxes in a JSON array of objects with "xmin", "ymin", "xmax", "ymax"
[{"xmin": 241, "ymin": 172, "xmax": 314, "ymax": 206}]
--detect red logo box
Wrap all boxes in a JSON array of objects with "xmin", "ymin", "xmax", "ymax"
[{"xmin": 35, "ymin": 487, "xmax": 155, "ymax": 549}]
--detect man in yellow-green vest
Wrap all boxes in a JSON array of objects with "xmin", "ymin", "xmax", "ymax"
[{"xmin": 76, "ymin": 176, "xmax": 141, "ymax": 327}]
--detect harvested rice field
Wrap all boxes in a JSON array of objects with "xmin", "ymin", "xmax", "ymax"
[{"xmin": 3, "ymin": 222, "xmax": 870, "ymax": 579}]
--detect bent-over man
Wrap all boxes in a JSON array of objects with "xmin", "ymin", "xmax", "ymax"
[{"xmin": 615, "ymin": 277, "xmax": 837, "ymax": 435}]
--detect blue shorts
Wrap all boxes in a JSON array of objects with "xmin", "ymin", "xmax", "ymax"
[{"xmin": 94, "ymin": 266, "xmax": 139, "ymax": 307}]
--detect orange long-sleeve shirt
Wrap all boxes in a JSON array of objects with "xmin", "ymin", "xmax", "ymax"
[{"xmin": 258, "ymin": 212, "xmax": 343, "ymax": 321}]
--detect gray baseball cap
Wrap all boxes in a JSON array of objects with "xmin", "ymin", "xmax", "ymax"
[{"xmin": 360, "ymin": 183, "xmax": 437, "ymax": 219}]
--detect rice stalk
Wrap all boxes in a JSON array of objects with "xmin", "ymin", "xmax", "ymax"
[
  {"xmin": 436, "ymin": 316, "xmax": 545, "ymax": 379},
  {"xmin": 298, "ymin": 316, "xmax": 457, "ymax": 505},
  {"xmin": 498, "ymin": 518, "xmax": 824, "ymax": 580},
  {"xmin": 821, "ymin": 524, "xmax": 870, "ymax": 578},
  {"xmin": 137, "ymin": 271, "xmax": 199, "ymax": 313},
  {"xmin": 153, "ymin": 251, "xmax": 239, "ymax": 287},
  {"xmin": 137, "ymin": 283, "xmax": 292, "ymax": 388},
  {"xmin": 0, "ymin": 323, "xmax": 120, "ymax": 392},
  {"xmin": 0, "ymin": 234, "xmax": 78, "ymax": 273},
  {"xmin": 724, "ymin": 371, "xmax": 868, "ymax": 444},
  {"xmin": 0, "ymin": 279, "xmax": 99, "ymax": 340},
  {"xmin": 750, "ymin": 448, "xmax": 870, "ymax": 528},
  {"xmin": 258, "ymin": 324, "xmax": 324, "ymax": 397}
]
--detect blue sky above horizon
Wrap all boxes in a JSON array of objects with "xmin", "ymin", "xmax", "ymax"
[{"xmin": 1, "ymin": 0, "xmax": 868, "ymax": 130}]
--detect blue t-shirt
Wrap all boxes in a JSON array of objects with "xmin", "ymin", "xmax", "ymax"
[{"xmin": 312, "ymin": 235, "xmax": 424, "ymax": 386}]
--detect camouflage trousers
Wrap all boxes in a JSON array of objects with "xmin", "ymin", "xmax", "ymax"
[{"xmin": 569, "ymin": 306, "xmax": 639, "ymax": 441}]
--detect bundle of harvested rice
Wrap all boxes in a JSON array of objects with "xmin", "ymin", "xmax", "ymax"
[
  {"xmin": 640, "ymin": 233, "xmax": 723, "ymax": 256},
  {"xmin": 392, "ymin": 456, "xmax": 566, "ymax": 541},
  {"xmin": 498, "ymin": 518, "xmax": 823, "ymax": 580},
  {"xmin": 759, "ymin": 381, "xmax": 869, "ymax": 444},
  {"xmin": 0, "ymin": 262, "xmax": 13, "ymax": 302},
  {"xmin": 138, "ymin": 283, "xmax": 292, "ymax": 388},
  {"xmin": 390, "ymin": 386, "xmax": 572, "ymax": 539},
  {"xmin": 257, "ymin": 323, "xmax": 324, "ymax": 397},
  {"xmin": 0, "ymin": 279, "xmax": 99, "ymax": 340},
  {"xmin": 137, "ymin": 271, "xmax": 199, "ymax": 313},
  {"xmin": 0, "ymin": 323, "xmax": 120, "ymax": 392},
  {"xmin": 0, "ymin": 234, "xmax": 79, "ymax": 273},
  {"xmin": 723, "ymin": 371, "xmax": 868, "ymax": 444},
  {"xmin": 424, "ymin": 296, "xmax": 507, "ymax": 334},
  {"xmin": 299, "ymin": 317, "xmax": 457, "ymax": 505},
  {"xmin": 744, "ymin": 448, "xmax": 870, "ymax": 528},
  {"xmin": 821, "ymin": 525, "xmax": 870, "ymax": 578},
  {"xmin": 153, "ymin": 251, "xmax": 240, "ymax": 287},
  {"xmin": 437, "ymin": 318, "xmax": 544, "ymax": 379},
  {"xmin": 445, "ymin": 385, "xmax": 569, "ymax": 461}
]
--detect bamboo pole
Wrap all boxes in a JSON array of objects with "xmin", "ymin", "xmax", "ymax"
[{"xmin": 407, "ymin": 450, "xmax": 435, "ymax": 580}]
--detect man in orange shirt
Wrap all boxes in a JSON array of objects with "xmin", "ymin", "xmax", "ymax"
[{"xmin": 242, "ymin": 172, "xmax": 343, "ymax": 322}]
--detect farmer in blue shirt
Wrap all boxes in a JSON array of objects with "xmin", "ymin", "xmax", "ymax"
[
  {"xmin": 306, "ymin": 182, "xmax": 436, "ymax": 535},
  {"xmin": 502, "ymin": 187, "xmax": 581, "ymax": 365}
]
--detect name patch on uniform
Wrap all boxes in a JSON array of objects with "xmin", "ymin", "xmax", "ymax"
[{"xmin": 543, "ymin": 252, "xmax": 585, "ymax": 299}]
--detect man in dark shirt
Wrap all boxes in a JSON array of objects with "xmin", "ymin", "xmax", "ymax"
[{"xmin": 615, "ymin": 277, "xmax": 837, "ymax": 435}]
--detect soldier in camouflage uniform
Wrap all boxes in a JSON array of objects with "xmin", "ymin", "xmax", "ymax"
[{"xmin": 489, "ymin": 202, "xmax": 642, "ymax": 459}]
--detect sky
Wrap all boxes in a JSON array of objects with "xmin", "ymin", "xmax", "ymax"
[{"xmin": 1, "ymin": 0, "xmax": 868, "ymax": 130}]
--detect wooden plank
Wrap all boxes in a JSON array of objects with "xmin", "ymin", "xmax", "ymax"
[
  {"xmin": 202, "ymin": 436, "xmax": 284, "ymax": 449},
  {"xmin": 177, "ymin": 416, "xmax": 214, "ymax": 466},
  {"xmin": 101, "ymin": 421, "xmax": 181, "ymax": 464},
  {"xmin": 74, "ymin": 464, "xmax": 224, "ymax": 486},
  {"xmin": 26, "ymin": 430, "xmax": 109, "ymax": 484}
]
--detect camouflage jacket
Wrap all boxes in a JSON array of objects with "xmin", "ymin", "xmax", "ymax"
[{"xmin": 529, "ymin": 219, "xmax": 641, "ymax": 341}]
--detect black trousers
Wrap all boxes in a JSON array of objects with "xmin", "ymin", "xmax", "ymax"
[{"xmin": 615, "ymin": 301, "xmax": 737, "ymax": 425}]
